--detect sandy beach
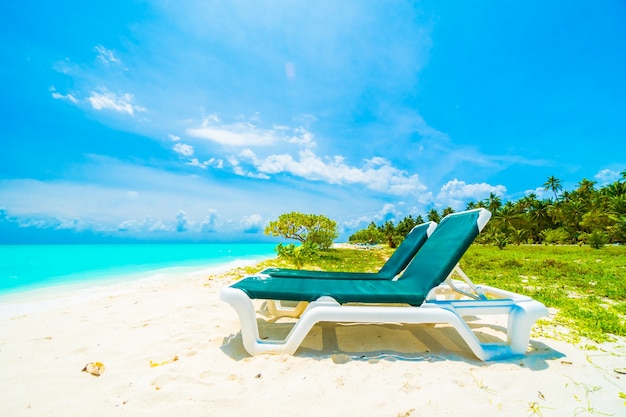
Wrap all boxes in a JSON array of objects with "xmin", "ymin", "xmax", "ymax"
[{"xmin": 1, "ymin": 262, "xmax": 624, "ymax": 417}]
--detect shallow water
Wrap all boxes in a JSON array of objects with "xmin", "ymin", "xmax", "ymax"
[{"xmin": 0, "ymin": 243, "xmax": 276, "ymax": 293}]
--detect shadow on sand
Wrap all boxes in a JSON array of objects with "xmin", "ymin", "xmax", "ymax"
[{"xmin": 220, "ymin": 316, "xmax": 564, "ymax": 370}]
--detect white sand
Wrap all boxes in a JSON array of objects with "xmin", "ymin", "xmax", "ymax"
[{"xmin": 1, "ymin": 262, "xmax": 624, "ymax": 417}]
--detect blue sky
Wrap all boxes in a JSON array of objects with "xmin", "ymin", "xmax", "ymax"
[{"xmin": 1, "ymin": 1, "xmax": 625, "ymax": 243}]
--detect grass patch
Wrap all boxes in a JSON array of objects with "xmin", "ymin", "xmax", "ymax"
[
  {"xmin": 258, "ymin": 246, "xmax": 393, "ymax": 273},
  {"xmin": 460, "ymin": 245, "xmax": 626, "ymax": 342},
  {"xmin": 220, "ymin": 246, "xmax": 393, "ymax": 281},
  {"xmin": 236, "ymin": 244, "xmax": 625, "ymax": 343}
]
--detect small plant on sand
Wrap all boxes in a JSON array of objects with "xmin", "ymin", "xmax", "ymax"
[
  {"xmin": 568, "ymin": 380, "xmax": 612, "ymax": 416},
  {"xmin": 528, "ymin": 401, "xmax": 546, "ymax": 417},
  {"xmin": 469, "ymin": 370, "xmax": 497, "ymax": 394}
]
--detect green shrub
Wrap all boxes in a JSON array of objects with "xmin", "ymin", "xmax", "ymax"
[
  {"xmin": 581, "ymin": 230, "xmax": 609, "ymax": 249},
  {"xmin": 540, "ymin": 227, "xmax": 572, "ymax": 245},
  {"xmin": 275, "ymin": 242, "xmax": 320, "ymax": 269}
]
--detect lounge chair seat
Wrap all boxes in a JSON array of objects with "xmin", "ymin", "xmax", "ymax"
[
  {"xmin": 261, "ymin": 221, "xmax": 436, "ymax": 280},
  {"xmin": 220, "ymin": 208, "xmax": 548, "ymax": 361}
]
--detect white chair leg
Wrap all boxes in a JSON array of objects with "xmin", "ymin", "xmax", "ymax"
[{"xmin": 506, "ymin": 300, "xmax": 549, "ymax": 355}]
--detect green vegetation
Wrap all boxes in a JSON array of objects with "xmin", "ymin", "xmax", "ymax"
[
  {"xmin": 349, "ymin": 173, "xmax": 626, "ymax": 249},
  {"xmin": 254, "ymin": 245, "xmax": 394, "ymax": 273},
  {"xmin": 264, "ymin": 212, "xmax": 339, "ymax": 267},
  {"xmin": 349, "ymin": 215, "xmax": 425, "ymax": 248},
  {"xmin": 460, "ymin": 244, "xmax": 626, "ymax": 342},
  {"xmin": 274, "ymin": 242, "xmax": 320, "ymax": 270},
  {"xmin": 264, "ymin": 212, "xmax": 339, "ymax": 250},
  {"xmin": 240, "ymin": 244, "xmax": 625, "ymax": 343},
  {"xmin": 256, "ymin": 173, "xmax": 626, "ymax": 341}
]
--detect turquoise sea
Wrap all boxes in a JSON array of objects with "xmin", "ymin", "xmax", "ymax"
[{"xmin": 0, "ymin": 243, "xmax": 277, "ymax": 294}]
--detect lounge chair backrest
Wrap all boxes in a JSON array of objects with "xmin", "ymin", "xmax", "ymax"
[
  {"xmin": 377, "ymin": 221, "xmax": 436, "ymax": 277},
  {"xmin": 399, "ymin": 209, "xmax": 491, "ymax": 294}
]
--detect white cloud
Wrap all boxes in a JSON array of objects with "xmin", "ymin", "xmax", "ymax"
[
  {"xmin": 241, "ymin": 214, "xmax": 264, "ymax": 233},
  {"xmin": 186, "ymin": 157, "xmax": 225, "ymax": 170},
  {"xmin": 200, "ymin": 209, "xmax": 218, "ymax": 232},
  {"xmin": 436, "ymin": 179, "xmax": 506, "ymax": 210},
  {"xmin": 187, "ymin": 122, "xmax": 279, "ymax": 146},
  {"xmin": 12, "ymin": 215, "xmax": 94, "ymax": 232},
  {"xmin": 94, "ymin": 45, "xmax": 121, "ymax": 65},
  {"xmin": 594, "ymin": 168, "xmax": 620, "ymax": 185},
  {"xmin": 55, "ymin": 218, "xmax": 84, "ymax": 231},
  {"xmin": 173, "ymin": 143, "xmax": 194, "ymax": 157},
  {"xmin": 117, "ymin": 218, "xmax": 146, "ymax": 232},
  {"xmin": 207, "ymin": 158, "xmax": 224, "ymax": 169},
  {"xmin": 176, "ymin": 210, "xmax": 189, "ymax": 232},
  {"xmin": 525, "ymin": 187, "xmax": 551, "ymax": 199},
  {"xmin": 0, "ymin": 157, "xmax": 420, "ymax": 241},
  {"xmin": 203, "ymin": 113, "xmax": 220, "ymax": 124},
  {"xmin": 375, "ymin": 203, "xmax": 400, "ymax": 222},
  {"xmin": 88, "ymin": 89, "xmax": 146, "ymax": 116},
  {"xmin": 169, "ymin": 134, "xmax": 181, "ymax": 141},
  {"xmin": 186, "ymin": 158, "xmax": 207, "ymax": 169},
  {"xmin": 186, "ymin": 115, "xmax": 317, "ymax": 148},
  {"xmin": 342, "ymin": 203, "xmax": 400, "ymax": 230},
  {"xmin": 118, "ymin": 216, "xmax": 175, "ymax": 233},
  {"xmin": 239, "ymin": 149, "xmax": 429, "ymax": 197},
  {"xmin": 227, "ymin": 153, "xmax": 269, "ymax": 179},
  {"xmin": 16, "ymin": 217, "xmax": 57, "ymax": 229},
  {"xmin": 149, "ymin": 219, "xmax": 172, "ymax": 232},
  {"xmin": 287, "ymin": 128, "xmax": 316, "ymax": 147},
  {"xmin": 171, "ymin": 143, "xmax": 225, "ymax": 170},
  {"xmin": 50, "ymin": 91, "xmax": 79, "ymax": 104}
]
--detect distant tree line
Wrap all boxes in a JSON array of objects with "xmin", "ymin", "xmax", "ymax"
[{"xmin": 349, "ymin": 172, "xmax": 626, "ymax": 249}]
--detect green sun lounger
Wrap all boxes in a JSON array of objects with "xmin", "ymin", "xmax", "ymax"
[
  {"xmin": 220, "ymin": 208, "xmax": 548, "ymax": 361},
  {"xmin": 260, "ymin": 220, "xmax": 436, "ymax": 280}
]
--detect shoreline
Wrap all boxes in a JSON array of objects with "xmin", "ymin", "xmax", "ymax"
[
  {"xmin": 0, "ymin": 242, "xmax": 277, "ymax": 295},
  {"xmin": 0, "ymin": 258, "xmax": 263, "ymax": 319},
  {"xmin": 1, "ymin": 258, "xmax": 625, "ymax": 416}
]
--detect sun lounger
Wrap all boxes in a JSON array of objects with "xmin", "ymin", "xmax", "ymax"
[
  {"xmin": 220, "ymin": 208, "xmax": 548, "ymax": 361},
  {"xmin": 258, "ymin": 220, "xmax": 435, "ymax": 317},
  {"xmin": 260, "ymin": 220, "xmax": 437, "ymax": 280}
]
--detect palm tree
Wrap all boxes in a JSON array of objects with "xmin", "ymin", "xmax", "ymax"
[
  {"xmin": 543, "ymin": 176, "xmax": 563, "ymax": 201},
  {"xmin": 609, "ymin": 194, "xmax": 626, "ymax": 215},
  {"xmin": 492, "ymin": 202, "xmax": 522, "ymax": 233},
  {"xmin": 485, "ymin": 192, "xmax": 502, "ymax": 212},
  {"xmin": 528, "ymin": 199, "xmax": 552, "ymax": 242},
  {"xmin": 442, "ymin": 206, "xmax": 455, "ymax": 217},
  {"xmin": 427, "ymin": 208, "xmax": 441, "ymax": 223},
  {"xmin": 603, "ymin": 180, "xmax": 626, "ymax": 198},
  {"xmin": 526, "ymin": 192, "xmax": 538, "ymax": 202},
  {"xmin": 395, "ymin": 215, "xmax": 417, "ymax": 237},
  {"xmin": 576, "ymin": 178, "xmax": 597, "ymax": 199},
  {"xmin": 349, "ymin": 171, "xmax": 624, "ymax": 247},
  {"xmin": 561, "ymin": 200, "xmax": 587, "ymax": 236},
  {"xmin": 379, "ymin": 220, "xmax": 397, "ymax": 248}
]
